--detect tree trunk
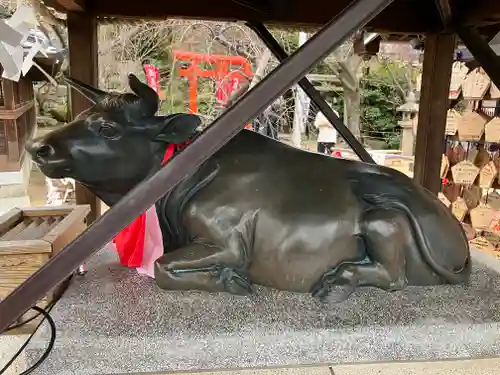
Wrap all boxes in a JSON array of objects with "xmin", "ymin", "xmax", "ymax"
[
  {"xmin": 338, "ymin": 53, "xmax": 362, "ymax": 144},
  {"xmin": 342, "ymin": 80, "xmax": 361, "ymax": 139},
  {"xmin": 292, "ymin": 32, "xmax": 310, "ymax": 148},
  {"xmin": 249, "ymin": 49, "xmax": 272, "ymax": 89}
]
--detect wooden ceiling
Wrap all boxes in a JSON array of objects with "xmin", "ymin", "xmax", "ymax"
[{"xmin": 42, "ymin": 0, "xmax": 500, "ymax": 35}]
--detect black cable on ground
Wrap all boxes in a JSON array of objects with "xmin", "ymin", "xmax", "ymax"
[
  {"xmin": 0, "ymin": 274, "xmax": 75, "ymax": 375},
  {"xmin": 4, "ymin": 300, "xmax": 57, "ymax": 333},
  {"xmin": 0, "ymin": 306, "xmax": 56, "ymax": 375}
]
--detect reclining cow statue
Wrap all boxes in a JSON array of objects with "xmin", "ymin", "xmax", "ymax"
[{"xmin": 26, "ymin": 74, "xmax": 471, "ymax": 302}]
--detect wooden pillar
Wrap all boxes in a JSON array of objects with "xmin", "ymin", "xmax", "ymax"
[
  {"xmin": 2, "ymin": 80, "xmax": 15, "ymax": 109},
  {"xmin": 413, "ymin": 33, "xmax": 456, "ymax": 195},
  {"xmin": 2, "ymin": 80, "xmax": 19, "ymax": 164},
  {"xmin": 67, "ymin": 13, "xmax": 101, "ymax": 224}
]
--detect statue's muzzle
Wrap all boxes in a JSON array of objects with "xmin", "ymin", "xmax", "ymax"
[
  {"xmin": 25, "ymin": 139, "xmax": 71, "ymax": 176},
  {"xmin": 25, "ymin": 139, "xmax": 55, "ymax": 165}
]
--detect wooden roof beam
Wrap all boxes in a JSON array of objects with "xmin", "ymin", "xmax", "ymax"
[
  {"xmin": 88, "ymin": 0, "xmax": 443, "ymax": 35},
  {"xmin": 435, "ymin": 0, "xmax": 452, "ymax": 27},
  {"xmin": 41, "ymin": 0, "xmax": 500, "ymax": 33},
  {"xmin": 41, "ymin": 0, "xmax": 85, "ymax": 12}
]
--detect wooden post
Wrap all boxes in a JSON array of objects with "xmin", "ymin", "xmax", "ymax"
[
  {"xmin": 67, "ymin": 13, "xmax": 101, "ymax": 224},
  {"xmin": 1, "ymin": 80, "xmax": 16, "ymax": 110},
  {"xmin": 1, "ymin": 80, "xmax": 19, "ymax": 163},
  {"xmin": 413, "ymin": 33, "xmax": 456, "ymax": 195}
]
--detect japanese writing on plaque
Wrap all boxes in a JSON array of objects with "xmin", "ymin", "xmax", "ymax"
[{"xmin": 451, "ymin": 161, "xmax": 480, "ymax": 185}]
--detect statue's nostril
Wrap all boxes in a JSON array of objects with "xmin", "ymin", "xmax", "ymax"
[{"xmin": 36, "ymin": 145, "xmax": 53, "ymax": 158}]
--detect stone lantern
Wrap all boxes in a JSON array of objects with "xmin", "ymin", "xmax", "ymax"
[{"xmin": 397, "ymin": 91, "xmax": 419, "ymax": 156}]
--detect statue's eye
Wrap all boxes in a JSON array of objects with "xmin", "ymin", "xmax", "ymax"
[{"xmin": 98, "ymin": 124, "xmax": 120, "ymax": 139}]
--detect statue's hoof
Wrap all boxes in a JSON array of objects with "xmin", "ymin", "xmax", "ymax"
[
  {"xmin": 213, "ymin": 266, "xmax": 254, "ymax": 295},
  {"xmin": 311, "ymin": 267, "xmax": 356, "ymax": 302},
  {"xmin": 388, "ymin": 276, "xmax": 407, "ymax": 292},
  {"xmin": 311, "ymin": 281, "xmax": 355, "ymax": 303}
]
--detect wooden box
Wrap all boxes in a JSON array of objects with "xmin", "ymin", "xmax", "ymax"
[
  {"xmin": 0, "ymin": 205, "xmax": 89, "ymax": 333},
  {"xmin": 383, "ymin": 156, "xmax": 414, "ymax": 175}
]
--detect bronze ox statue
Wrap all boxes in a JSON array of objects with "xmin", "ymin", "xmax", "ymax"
[{"xmin": 26, "ymin": 74, "xmax": 471, "ymax": 302}]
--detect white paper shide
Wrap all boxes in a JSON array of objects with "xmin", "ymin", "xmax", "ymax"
[{"xmin": 0, "ymin": 5, "xmax": 43, "ymax": 82}]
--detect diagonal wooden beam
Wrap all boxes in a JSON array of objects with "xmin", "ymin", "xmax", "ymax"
[
  {"xmin": 248, "ymin": 21, "xmax": 375, "ymax": 164},
  {"xmin": 0, "ymin": 0, "xmax": 396, "ymax": 333},
  {"xmin": 456, "ymin": 25, "xmax": 500, "ymax": 89}
]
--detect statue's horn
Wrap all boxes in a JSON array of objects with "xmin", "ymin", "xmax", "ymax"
[
  {"xmin": 128, "ymin": 73, "xmax": 159, "ymax": 117},
  {"xmin": 63, "ymin": 75, "xmax": 107, "ymax": 104}
]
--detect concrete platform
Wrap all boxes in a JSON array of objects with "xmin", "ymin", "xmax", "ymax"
[
  {"xmin": 23, "ymin": 247, "xmax": 500, "ymax": 375},
  {"xmin": 124, "ymin": 358, "xmax": 500, "ymax": 375}
]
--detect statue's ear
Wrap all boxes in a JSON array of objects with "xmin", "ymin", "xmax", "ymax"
[
  {"xmin": 154, "ymin": 114, "xmax": 201, "ymax": 143},
  {"xmin": 128, "ymin": 73, "xmax": 159, "ymax": 116},
  {"xmin": 63, "ymin": 75, "xmax": 107, "ymax": 104}
]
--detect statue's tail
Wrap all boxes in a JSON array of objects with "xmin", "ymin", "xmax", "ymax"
[{"xmin": 360, "ymin": 191, "xmax": 471, "ymax": 285}]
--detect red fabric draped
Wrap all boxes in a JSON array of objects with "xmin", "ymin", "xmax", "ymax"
[
  {"xmin": 113, "ymin": 211, "xmax": 147, "ymax": 267},
  {"xmin": 113, "ymin": 141, "xmax": 189, "ymax": 268}
]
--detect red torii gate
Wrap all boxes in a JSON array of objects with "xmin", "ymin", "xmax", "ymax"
[{"xmin": 173, "ymin": 50, "xmax": 253, "ymax": 113}]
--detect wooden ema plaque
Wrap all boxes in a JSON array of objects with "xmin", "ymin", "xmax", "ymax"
[
  {"xmin": 479, "ymin": 161, "xmax": 498, "ymax": 189},
  {"xmin": 438, "ymin": 192, "xmax": 451, "ymax": 207},
  {"xmin": 462, "ymin": 68, "xmax": 491, "ymax": 100},
  {"xmin": 443, "ymin": 182, "xmax": 460, "ymax": 203},
  {"xmin": 449, "ymin": 62, "xmax": 468, "ymax": 100},
  {"xmin": 451, "ymin": 161, "xmax": 479, "ymax": 185},
  {"xmin": 491, "ymin": 82, "xmax": 500, "ymax": 99},
  {"xmin": 494, "ymin": 152, "xmax": 500, "ymax": 173},
  {"xmin": 466, "ymin": 147, "xmax": 479, "ymax": 164},
  {"xmin": 440, "ymin": 155, "xmax": 449, "ymax": 180},
  {"xmin": 457, "ymin": 110, "xmax": 489, "ymax": 141},
  {"xmin": 484, "ymin": 231, "xmax": 500, "ymax": 248},
  {"xmin": 490, "ymin": 210, "xmax": 500, "ymax": 233},
  {"xmin": 487, "ymin": 191, "xmax": 500, "ymax": 211},
  {"xmin": 485, "ymin": 117, "xmax": 500, "ymax": 143},
  {"xmin": 451, "ymin": 197, "xmax": 468, "ymax": 221},
  {"xmin": 445, "ymin": 109, "xmax": 461, "ymax": 135},
  {"xmin": 470, "ymin": 203, "xmax": 495, "ymax": 230},
  {"xmin": 446, "ymin": 144, "xmax": 466, "ymax": 165},
  {"xmin": 474, "ymin": 147, "xmax": 491, "ymax": 169},
  {"xmin": 470, "ymin": 236, "xmax": 497, "ymax": 253},
  {"xmin": 463, "ymin": 185, "xmax": 481, "ymax": 210}
]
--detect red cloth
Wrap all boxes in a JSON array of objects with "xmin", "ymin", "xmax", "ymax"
[
  {"xmin": 332, "ymin": 151, "xmax": 342, "ymax": 158},
  {"xmin": 113, "ymin": 211, "xmax": 146, "ymax": 267},
  {"xmin": 114, "ymin": 141, "xmax": 189, "ymax": 268}
]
